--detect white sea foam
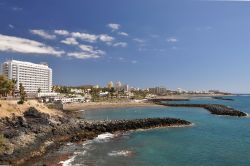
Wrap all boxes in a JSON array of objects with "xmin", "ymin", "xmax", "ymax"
[
  {"xmin": 93, "ymin": 132, "xmax": 115, "ymax": 143},
  {"xmin": 77, "ymin": 110, "xmax": 85, "ymax": 112},
  {"xmin": 82, "ymin": 140, "xmax": 93, "ymax": 146},
  {"xmin": 66, "ymin": 142, "xmax": 74, "ymax": 146},
  {"xmin": 59, "ymin": 151, "xmax": 87, "ymax": 166},
  {"xmin": 74, "ymin": 150, "xmax": 87, "ymax": 156},
  {"xmin": 108, "ymin": 150, "xmax": 133, "ymax": 157},
  {"xmin": 59, "ymin": 155, "xmax": 76, "ymax": 166}
]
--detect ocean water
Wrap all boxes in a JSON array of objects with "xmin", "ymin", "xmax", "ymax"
[{"xmin": 41, "ymin": 96, "xmax": 250, "ymax": 166}]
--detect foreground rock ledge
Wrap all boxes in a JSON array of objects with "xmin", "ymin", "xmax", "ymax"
[{"xmin": 0, "ymin": 111, "xmax": 191, "ymax": 165}]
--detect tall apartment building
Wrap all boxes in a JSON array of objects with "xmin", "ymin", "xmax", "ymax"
[
  {"xmin": 1, "ymin": 60, "xmax": 52, "ymax": 93},
  {"xmin": 149, "ymin": 86, "xmax": 168, "ymax": 95}
]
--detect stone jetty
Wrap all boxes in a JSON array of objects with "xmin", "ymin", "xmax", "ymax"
[
  {"xmin": 212, "ymin": 96, "xmax": 234, "ymax": 101},
  {"xmin": 153, "ymin": 102, "xmax": 247, "ymax": 117},
  {"xmin": 0, "ymin": 107, "xmax": 191, "ymax": 165}
]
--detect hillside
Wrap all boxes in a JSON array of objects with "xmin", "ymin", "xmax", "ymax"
[{"xmin": 0, "ymin": 100, "xmax": 63, "ymax": 118}]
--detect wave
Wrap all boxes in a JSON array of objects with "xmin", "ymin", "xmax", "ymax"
[
  {"xmin": 66, "ymin": 142, "xmax": 74, "ymax": 146},
  {"xmin": 59, "ymin": 132, "xmax": 126, "ymax": 165},
  {"xmin": 82, "ymin": 140, "xmax": 93, "ymax": 146},
  {"xmin": 59, "ymin": 155, "xmax": 76, "ymax": 166},
  {"xmin": 74, "ymin": 150, "xmax": 87, "ymax": 156},
  {"xmin": 93, "ymin": 132, "xmax": 115, "ymax": 143},
  {"xmin": 108, "ymin": 150, "xmax": 134, "ymax": 157},
  {"xmin": 59, "ymin": 151, "xmax": 87, "ymax": 166}
]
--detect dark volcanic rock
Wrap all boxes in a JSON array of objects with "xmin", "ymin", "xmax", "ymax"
[
  {"xmin": 24, "ymin": 107, "xmax": 50, "ymax": 124},
  {"xmin": 24, "ymin": 107, "xmax": 49, "ymax": 119},
  {"xmin": 149, "ymin": 98, "xmax": 190, "ymax": 102},
  {"xmin": 156, "ymin": 103, "xmax": 247, "ymax": 117},
  {"xmin": 212, "ymin": 97, "xmax": 234, "ymax": 101},
  {"xmin": 0, "ymin": 114, "xmax": 191, "ymax": 165}
]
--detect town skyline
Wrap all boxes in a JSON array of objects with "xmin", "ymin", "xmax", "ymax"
[{"xmin": 1, "ymin": 0, "xmax": 250, "ymax": 93}]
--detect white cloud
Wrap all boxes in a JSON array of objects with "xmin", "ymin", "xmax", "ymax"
[
  {"xmin": 107, "ymin": 23, "xmax": 120, "ymax": 31},
  {"xmin": 0, "ymin": 34, "xmax": 64, "ymax": 56},
  {"xmin": 71, "ymin": 32, "xmax": 98, "ymax": 43},
  {"xmin": 8, "ymin": 24, "xmax": 14, "ymax": 29},
  {"xmin": 79, "ymin": 44, "xmax": 94, "ymax": 52},
  {"xmin": 99, "ymin": 34, "xmax": 114, "ymax": 43},
  {"xmin": 118, "ymin": 32, "xmax": 128, "ymax": 36},
  {"xmin": 79, "ymin": 44, "xmax": 106, "ymax": 55},
  {"xmin": 54, "ymin": 30, "xmax": 70, "ymax": 36},
  {"xmin": 12, "ymin": 7, "xmax": 23, "ymax": 11},
  {"xmin": 113, "ymin": 42, "xmax": 127, "ymax": 47},
  {"xmin": 56, "ymin": 30, "xmax": 115, "ymax": 44},
  {"xmin": 30, "ymin": 29, "xmax": 56, "ymax": 40},
  {"xmin": 67, "ymin": 52, "xmax": 102, "ymax": 59},
  {"xmin": 133, "ymin": 38, "xmax": 145, "ymax": 43},
  {"xmin": 166, "ymin": 37, "xmax": 178, "ymax": 43},
  {"xmin": 67, "ymin": 44, "xmax": 106, "ymax": 59},
  {"xmin": 61, "ymin": 37, "xmax": 79, "ymax": 45},
  {"xmin": 131, "ymin": 60, "xmax": 137, "ymax": 64}
]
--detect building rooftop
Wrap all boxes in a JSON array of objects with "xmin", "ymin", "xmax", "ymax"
[{"xmin": 4, "ymin": 60, "xmax": 51, "ymax": 69}]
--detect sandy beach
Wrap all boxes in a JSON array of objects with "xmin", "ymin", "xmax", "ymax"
[
  {"xmin": 62, "ymin": 94, "xmax": 225, "ymax": 111},
  {"xmin": 63, "ymin": 101, "xmax": 162, "ymax": 111}
]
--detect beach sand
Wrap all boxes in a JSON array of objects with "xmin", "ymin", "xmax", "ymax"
[
  {"xmin": 62, "ymin": 94, "xmax": 225, "ymax": 111},
  {"xmin": 63, "ymin": 101, "xmax": 162, "ymax": 111}
]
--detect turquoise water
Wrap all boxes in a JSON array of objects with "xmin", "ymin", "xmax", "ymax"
[{"xmin": 59, "ymin": 96, "xmax": 250, "ymax": 166}]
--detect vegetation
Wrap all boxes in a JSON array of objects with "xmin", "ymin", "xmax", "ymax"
[
  {"xmin": 53, "ymin": 85, "xmax": 71, "ymax": 94},
  {"xmin": 18, "ymin": 83, "xmax": 26, "ymax": 104},
  {"xmin": 0, "ymin": 75, "xmax": 16, "ymax": 97},
  {"xmin": 90, "ymin": 87, "xmax": 101, "ymax": 101},
  {"xmin": 131, "ymin": 90, "xmax": 149, "ymax": 99},
  {"xmin": 0, "ymin": 134, "xmax": 7, "ymax": 154}
]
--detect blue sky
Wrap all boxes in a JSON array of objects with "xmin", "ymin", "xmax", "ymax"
[{"xmin": 0, "ymin": 0, "xmax": 250, "ymax": 93}]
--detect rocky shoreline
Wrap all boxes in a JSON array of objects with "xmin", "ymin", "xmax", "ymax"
[{"xmin": 0, "ymin": 107, "xmax": 191, "ymax": 165}]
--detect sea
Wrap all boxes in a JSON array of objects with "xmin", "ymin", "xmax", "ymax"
[{"xmin": 34, "ymin": 96, "xmax": 250, "ymax": 166}]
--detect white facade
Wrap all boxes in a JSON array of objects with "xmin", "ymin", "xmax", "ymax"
[{"xmin": 1, "ymin": 60, "xmax": 52, "ymax": 93}]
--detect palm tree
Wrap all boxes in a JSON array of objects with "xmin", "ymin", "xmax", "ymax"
[
  {"xmin": 18, "ymin": 83, "xmax": 26, "ymax": 104},
  {"xmin": 37, "ymin": 88, "xmax": 41, "ymax": 93}
]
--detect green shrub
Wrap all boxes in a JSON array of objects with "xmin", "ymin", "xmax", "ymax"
[
  {"xmin": 0, "ymin": 134, "xmax": 6, "ymax": 154},
  {"xmin": 17, "ymin": 100, "xmax": 24, "ymax": 105},
  {"xmin": 0, "ymin": 134, "xmax": 14, "ymax": 155}
]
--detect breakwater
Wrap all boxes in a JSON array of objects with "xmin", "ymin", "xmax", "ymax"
[
  {"xmin": 153, "ymin": 102, "xmax": 247, "ymax": 117},
  {"xmin": 212, "ymin": 96, "xmax": 234, "ymax": 101},
  {"xmin": 150, "ymin": 98, "xmax": 190, "ymax": 102},
  {"xmin": 0, "ymin": 107, "xmax": 191, "ymax": 165}
]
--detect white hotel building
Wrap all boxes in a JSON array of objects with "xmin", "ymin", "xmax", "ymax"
[{"xmin": 1, "ymin": 60, "xmax": 52, "ymax": 93}]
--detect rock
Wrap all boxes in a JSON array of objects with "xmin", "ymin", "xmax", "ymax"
[
  {"xmin": 0, "ymin": 112, "xmax": 191, "ymax": 165},
  {"xmin": 24, "ymin": 107, "xmax": 50, "ymax": 124},
  {"xmin": 155, "ymin": 103, "xmax": 247, "ymax": 117}
]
